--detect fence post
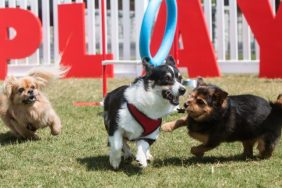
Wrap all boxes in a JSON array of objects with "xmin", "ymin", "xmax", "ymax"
[
  {"xmin": 110, "ymin": 0, "xmax": 119, "ymax": 59},
  {"xmin": 229, "ymin": 0, "xmax": 238, "ymax": 60}
]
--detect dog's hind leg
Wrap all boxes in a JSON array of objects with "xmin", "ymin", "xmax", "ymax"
[
  {"xmin": 136, "ymin": 140, "xmax": 149, "ymax": 168},
  {"xmin": 1, "ymin": 117, "xmax": 21, "ymax": 138},
  {"xmin": 242, "ymin": 139, "xmax": 256, "ymax": 158},
  {"xmin": 12, "ymin": 123, "xmax": 39, "ymax": 140},
  {"xmin": 109, "ymin": 129, "xmax": 123, "ymax": 169},
  {"xmin": 5, "ymin": 118, "xmax": 39, "ymax": 140},
  {"xmin": 257, "ymin": 133, "xmax": 280, "ymax": 159}
]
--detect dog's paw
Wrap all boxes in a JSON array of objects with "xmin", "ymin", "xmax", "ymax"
[
  {"xmin": 110, "ymin": 156, "xmax": 121, "ymax": 170},
  {"xmin": 51, "ymin": 129, "xmax": 60, "ymax": 136},
  {"xmin": 161, "ymin": 122, "xmax": 175, "ymax": 132},
  {"xmin": 50, "ymin": 124, "xmax": 61, "ymax": 135},
  {"xmin": 136, "ymin": 159, "xmax": 148, "ymax": 168},
  {"xmin": 146, "ymin": 151, "xmax": 154, "ymax": 161},
  {"xmin": 258, "ymin": 151, "xmax": 272, "ymax": 159},
  {"xmin": 27, "ymin": 134, "xmax": 40, "ymax": 141},
  {"xmin": 191, "ymin": 146, "xmax": 204, "ymax": 157},
  {"xmin": 136, "ymin": 154, "xmax": 148, "ymax": 168}
]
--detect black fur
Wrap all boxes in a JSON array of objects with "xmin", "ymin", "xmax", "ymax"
[
  {"xmin": 103, "ymin": 85, "xmax": 128, "ymax": 136},
  {"xmin": 186, "ymin": 83, "xmax": 282, "ymax": 159},
  {"xmin": 188, "ymin": 95, "xmax": 273, "ymax": 143}
]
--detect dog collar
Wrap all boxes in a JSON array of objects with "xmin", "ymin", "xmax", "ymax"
[{"xmin": 127, "ymin": 103, "xmax": 162, "ymax": 137}]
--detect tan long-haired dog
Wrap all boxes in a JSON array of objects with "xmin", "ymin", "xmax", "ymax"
[{"xmin": 0, "ymin": 66, "xmax": 69, "ymax": 140}]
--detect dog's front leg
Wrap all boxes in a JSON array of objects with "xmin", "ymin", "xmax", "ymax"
[
  {"xmin": 191, "ymin": 143, "xmax": 219, "ymax": 157},
  {"xmin": 146, "ymin": 149, "xmax": 154, "ymax": 161},
  {"xmin": 136, "ymin": 140, "xmax": 150, "ymax": 168},
  {"xmin": 49, "ymin": 113, "xmax": 61, "ymax": 135},
  {"xmin": 161, "ymin": 116, "xmax": 188, "ymax": 132},
  {"xmin": 109, "ymin": 129, "xmax": 123, "ymax": 169}
]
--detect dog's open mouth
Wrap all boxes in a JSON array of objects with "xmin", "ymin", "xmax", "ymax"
[
  {"xmin": 162, "ymin": 90, "xmax": 179, "ymax": 105},
  {"xmin": 23, "ymin": 95, "xmax": 37, "ymax": 104}
]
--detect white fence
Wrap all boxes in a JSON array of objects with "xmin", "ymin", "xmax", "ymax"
[{"xmin": 1, "ymin": 0, "xmax": 279, "ymax": 76}]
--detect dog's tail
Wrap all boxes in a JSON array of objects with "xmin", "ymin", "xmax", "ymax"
[
  {"xmin": 28, "ymin": 65, "xmax": 70, "ymax": 88},
  {"xmin": 271, "ymin": 94, "xmax": 282, "ymax": 108},
  {"xmin": 276, "ymin": 94, "xmax": 282, "ymax": 105},
  {"xmin": 268, "ymin": 94, "xmax": 282, "ymax": 128}
]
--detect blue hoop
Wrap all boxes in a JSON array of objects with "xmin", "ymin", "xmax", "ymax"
[{"xmin": 139, "ymin": 0, "xmax": 177, "ymax": 66}]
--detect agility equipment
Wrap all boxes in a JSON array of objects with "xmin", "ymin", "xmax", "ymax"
[
  {"xmin": 75, "ymin": 0, "xmax": 178, "ymax": 106},
  {"xmin": 102, "ymin": 0, "xmax": 178, "ymax": 98},
  {"xmin": 139, "ymin": 0, "xmax": 177, "ymax": 66}
]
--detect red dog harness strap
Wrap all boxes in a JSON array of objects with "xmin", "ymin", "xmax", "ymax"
[{"xmin": 127, "ymin": 103, "xmax": 162, "ymax": 137}]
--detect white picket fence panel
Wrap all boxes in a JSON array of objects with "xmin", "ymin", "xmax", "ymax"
[{"xmin": 1, "ymin": 0, "xmax": 279, "ymax": 77}]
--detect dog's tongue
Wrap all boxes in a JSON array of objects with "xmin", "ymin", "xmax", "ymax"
[{"xmin": 172, "ymin": 96, "xmax": 179, "ymax": 105}]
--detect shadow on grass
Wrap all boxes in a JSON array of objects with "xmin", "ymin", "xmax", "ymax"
[
  {"xmin": 77, "ymin": 155, "xmax": 143, "ymax": 176},
  {"xmin": 153, "ymin": 155, "xmax": 258, "ymax": 167},
  {"xmin": 0, "ymin": 132, "xmax": 27, "ymax": 146}
]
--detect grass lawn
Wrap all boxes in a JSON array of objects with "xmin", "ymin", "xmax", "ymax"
[{"xmin": 0, "ymin": 75, "xmax": 282, "ymax": 187}]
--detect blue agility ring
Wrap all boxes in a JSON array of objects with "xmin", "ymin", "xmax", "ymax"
[{"xmin": 139, "ymin": 0, "xmax": 177, "ymax": 66}]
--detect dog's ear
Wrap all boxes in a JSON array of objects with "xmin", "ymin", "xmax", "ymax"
[
  {"xmin": 196, "ymin": 77, "xmax": 207, "ymax": 87},
  {"xmin": 142, "ymin": 57, "xmax": 153, "ymax": 75},
  {"xmin": 165, "ymin": 56, "xmax": 176, "ymax": 66},
  {"xmin": 212, "ymin": 87, "xmax": 228, "ymax": 105},
  {"xmin": 29, "ymin": 65, "xmax": 70, "ymax": 89},
  {"xmin": 33, "ymin": 77, "xmax": 49, "ymax": 90},
  {"xmin": 3, "ymin": 76, "xmax": 17, "ymax": 97}
]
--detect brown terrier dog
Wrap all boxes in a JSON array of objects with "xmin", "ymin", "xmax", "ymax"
[
  {"xmin": 0, "ymin": 66, "xmax": 68, "ymax": 140},
  {"xmin": 162, "ymin": 79, "xmax": 282, "ymax": 159}
]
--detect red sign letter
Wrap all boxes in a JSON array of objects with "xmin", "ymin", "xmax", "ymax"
[
  {"xmin": 151, "ymin": 0, "xmax": 220, "ymax": 77},
  {"xmin": 58, "ymin": 3, "xmax": 113, "ymax": 78},
  {"xmin": 238, "ymin": 0, "xmax": 282, "ymax": 78},
  {"xmin": 0, "ymin": 8, "xmax": 42, "ymax": 79}
]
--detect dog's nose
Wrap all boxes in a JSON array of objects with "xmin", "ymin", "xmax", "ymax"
[
  {"xmin": 178, "ymin": 87, "xmax": 186, "ymax": 95},
  {"xmin": 184, "ymin": 98, "xmax": 193, "ymax": 108},
  {"xmin": 28, "ymin": 90, "xmax": 34, "ymax": 94},
  {"xmin": 184, "ymin": 101, "xmax": 189, "ymax": 108}
]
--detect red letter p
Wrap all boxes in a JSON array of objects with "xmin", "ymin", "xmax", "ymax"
[{"xmin": 0, "ymin": 8, "xmax": 42, "ymax": 79}]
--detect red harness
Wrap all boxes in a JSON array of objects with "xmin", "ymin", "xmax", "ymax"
[{"xmin": 127, "ymin": 103, "xmax": 162, "ymax": 137}]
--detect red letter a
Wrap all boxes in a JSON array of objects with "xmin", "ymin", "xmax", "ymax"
[{"xmin": 151, "ymin": 0, "xmax": 220, "ymax": 77}]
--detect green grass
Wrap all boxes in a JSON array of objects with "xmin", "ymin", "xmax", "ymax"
[{"xmin": 0, "ymin": 75, "xmax": 282, "ymax": 187}]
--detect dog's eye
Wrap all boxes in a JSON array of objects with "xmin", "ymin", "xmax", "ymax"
[
  {"xmin": 164, "ymin": 75, "xmax": 171, "ymax": 82},
  {"xmin": 18, "ymin": 88, "xmax": 24, "ymax": 94},
  {"xmin": 30, "ymin": 85, "xmax": 35, "ymax": 89},
  {"xmin": 196, "ymin": 99, "xmax": 206, "ymax": 106}
]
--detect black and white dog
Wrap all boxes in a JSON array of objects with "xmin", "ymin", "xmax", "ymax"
[{"xmin": 103, "ymin": 56, "xmax": 186, "ymax": 169}]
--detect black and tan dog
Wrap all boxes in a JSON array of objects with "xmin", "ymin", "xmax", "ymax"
[{"xmin": 162, "ymin": 79, "xmax": 282, "ymax": 159}]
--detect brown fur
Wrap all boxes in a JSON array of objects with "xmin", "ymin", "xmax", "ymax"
[
  {"xmin": 162, "ymin": 79, "xmax": 282, "ymax": 159},
  {"xmin": 0, "ymin": 66, "xmax": 69, "ymax": 140}
]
